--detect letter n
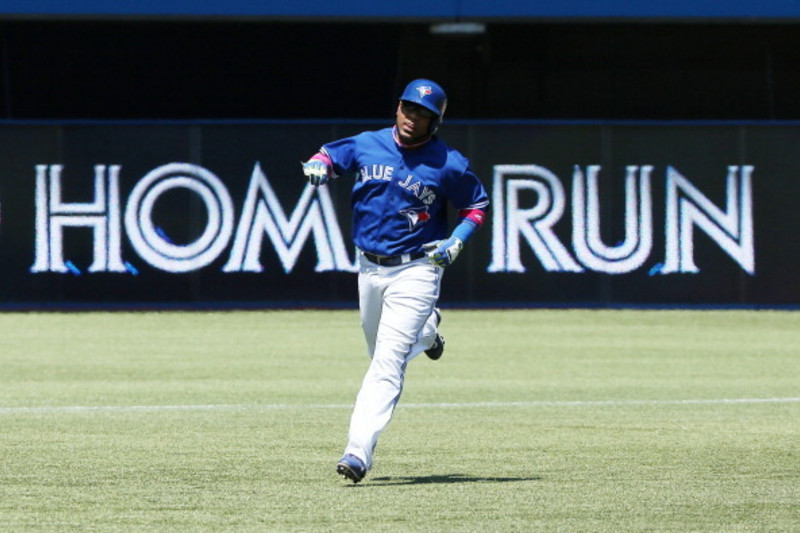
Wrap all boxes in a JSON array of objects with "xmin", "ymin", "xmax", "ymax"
[{"xmin": 661, "ymin": 165, "xmax": 754, "ymax": 275}]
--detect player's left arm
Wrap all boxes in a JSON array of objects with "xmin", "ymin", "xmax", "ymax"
[
  {"xmin": 425, "ymin": 165, "xmax": 489, "ymax": 268},
  {"xmin": 425, "ymin": 207, "xmax": 486, "ymax": 267}
]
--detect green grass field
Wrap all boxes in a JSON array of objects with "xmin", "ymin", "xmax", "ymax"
[{"xmin": 1, "ymin": 309, "xmax": 798, "ymax": 531}]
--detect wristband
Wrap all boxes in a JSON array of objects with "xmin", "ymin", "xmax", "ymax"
[{"xmin": 451, "ymin": 219, "xmax": 478, "ymax": 243}]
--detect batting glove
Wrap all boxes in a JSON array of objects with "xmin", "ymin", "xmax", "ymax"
[
  {"xmin": 424, "ymin": 237, "xmax": 463, "ymax": 268},
  {"xmin": 302, "ymin": 159, "xmax": 331, "ymax": 187}
]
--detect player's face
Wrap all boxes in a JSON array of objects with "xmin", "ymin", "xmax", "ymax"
[{"xmin": 396, "ymin": 101, "xmax": 434, "ymax": 144}]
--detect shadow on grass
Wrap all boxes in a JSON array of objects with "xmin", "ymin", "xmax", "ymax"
[{"xmin": 367, "ymin": 473, "xmax": 541, "ymax": 486}]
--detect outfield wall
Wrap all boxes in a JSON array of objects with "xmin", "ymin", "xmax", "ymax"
[{"xmin": 0, "ymin": 121, "xmax": 797, "ymax": 308}]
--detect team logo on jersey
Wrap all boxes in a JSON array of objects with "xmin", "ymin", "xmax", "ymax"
[
  {"xmin": 400, "ymin": 206, "xmax": 431, "ymax": 230},
  {"xmin": 416, "ymin": 86, "xmax": 433, "ymax": 98}
]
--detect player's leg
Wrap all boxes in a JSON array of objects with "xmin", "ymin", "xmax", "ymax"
[
  {"xmin": 337, "ymin": 256, "xmax": 388, "ymax": 478},
  {"xmin": 411, "ymin": 306, "xmax": 442, "ymax": 360},
  {"xmin": 357, "ymin": 258, "xmax": 383, "ymax": 358},
  {"xmin": 343, "ymin": 260, "xmax": 441, "ymax": 471}
]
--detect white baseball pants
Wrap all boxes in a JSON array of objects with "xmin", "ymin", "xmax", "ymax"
[{"xmin": 343, "ymin": 254, "xmax": 442, "ymax": 470}]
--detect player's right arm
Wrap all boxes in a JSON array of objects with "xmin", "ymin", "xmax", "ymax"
[
  {"xmin": 302, "ymin": 151, "xmax": 334, "ymax": 187},
  {"xmin": 302, "ymin": 135, "xmax": 361, "ymax": 187}
]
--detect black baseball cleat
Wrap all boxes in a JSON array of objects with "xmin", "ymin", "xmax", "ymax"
[
  {"xmin": 425, "ymin": 333, "xmax": 445, "ymax": 360},
  {"xmin": 336, "ymin": 454, "xmax": 367, "ymax": 484},
  {"xmin": 425, "ymin": 308, "xmax": 445, "ymax": 360}
]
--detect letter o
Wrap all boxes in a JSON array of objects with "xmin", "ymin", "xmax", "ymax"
[{"xmin": 125, "ymin": 163, "xmax": 234, "ymax": 272}]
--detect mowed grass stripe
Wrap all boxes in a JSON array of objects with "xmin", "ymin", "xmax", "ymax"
[{"xmin": 2, "ymin": 396, "xmax": 799, "ymax": 414}]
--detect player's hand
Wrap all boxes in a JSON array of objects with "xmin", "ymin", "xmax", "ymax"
[
  {"xmin": 424, "ymin": 237, "xmax": 463, "ymax": 268},
  {"xmin": 302, "ymin": 159, "xmax": 331, "ymax": 187}
]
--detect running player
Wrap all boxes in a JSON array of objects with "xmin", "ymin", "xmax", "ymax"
[{"xmin": 302, "ymin": 79, "xmax": 489, "ymax": 483}]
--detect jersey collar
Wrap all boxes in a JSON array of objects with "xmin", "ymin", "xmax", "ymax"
[{"xmin": 392, "ymin": 126, "xmax": 432, "ymax": 149}]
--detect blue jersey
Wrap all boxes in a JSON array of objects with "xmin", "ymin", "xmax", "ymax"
[{"xmin": 321, "ymin": 127, "xmax": 489, "ymax": 257}]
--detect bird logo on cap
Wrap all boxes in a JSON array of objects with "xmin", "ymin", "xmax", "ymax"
[{"xmin": 416, "ymin": 86, "xmax": 433, "ymax": 98}]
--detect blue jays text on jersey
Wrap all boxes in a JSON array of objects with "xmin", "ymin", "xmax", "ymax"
[{"xmin": 315, "ymin": 126, "xmax": 489, "ymax": 257}]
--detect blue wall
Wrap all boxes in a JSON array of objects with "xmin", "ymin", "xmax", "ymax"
[{"xmin": 3, "ymin": 0, "xmax": 800, "ymax": 19}]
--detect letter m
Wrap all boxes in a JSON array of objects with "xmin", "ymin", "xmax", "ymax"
[{"xmin": 223, "ymin": 163, "xmax": 355, "ymax": 273}]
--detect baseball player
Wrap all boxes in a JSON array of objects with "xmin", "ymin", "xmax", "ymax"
[{"xmin": 302, "ymin": 79, "xmax": 489, "ymax": 483}]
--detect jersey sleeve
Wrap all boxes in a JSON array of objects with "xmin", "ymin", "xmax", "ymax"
[
  {"xmin": 444, "ymin": 156, "xmax": 490, "ymax": 222},
  {"xmin": 320, "ymin": 134, "xmax": 362, "ymax": 176}
]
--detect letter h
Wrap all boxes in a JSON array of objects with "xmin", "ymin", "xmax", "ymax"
[{"xmin": 31, "ymin": 165, "xmax": 126, "ymax": 273}]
